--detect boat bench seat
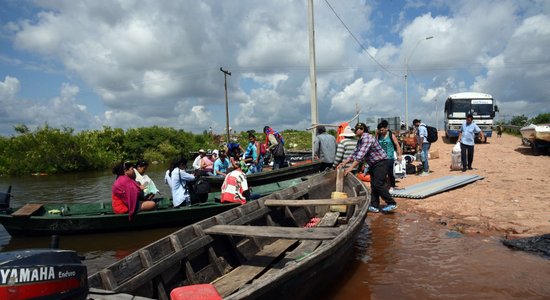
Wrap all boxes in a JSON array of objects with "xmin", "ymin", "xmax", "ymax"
[
  {"xmin": 210, "ymin": 211, "xmax": 341, "ymax": 297},
  {"xmin": 211, "ymin": 238, "xmax": 298, "ymax": 297},
  {"xmin": 204, "ymin": 225, "xmax": 341, "ymax": 240}
]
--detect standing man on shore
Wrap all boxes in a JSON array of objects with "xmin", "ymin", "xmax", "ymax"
[
  {"xmin": 314, "ymin": 125, "xmax": 336, "ymax": 171},
  {"xmin": 458, "ymin": 114, "xmax": 484, "ymax": 172},
  {"xmin": 413, "ymin": 119, "xmax": 431, "ymax": 176},
  {"xmin": 337, "ymin": 122, "xmax": 397, "ymax": 213}
]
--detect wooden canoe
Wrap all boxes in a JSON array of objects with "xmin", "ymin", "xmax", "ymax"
[
  {"xmin": 0, "ymin": 179, "xmax": 302, "ymax": 236},
  {"xmin": 204, "ymin": 161, "xmax": 321, "ymax": 190},
  {"xmin": 88, "ymin": 170, "xmax": 370, "ymax": 300}
]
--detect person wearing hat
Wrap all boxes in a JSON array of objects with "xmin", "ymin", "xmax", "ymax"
[
  {"xmin": 333, "ymin": 125, "xmax": 357, "ymax": 171},
  {"xmin": 413, "ymin": 119, "xmax": 430, "ymax": 176},
  {"xmin": 314, "ymin": 125, "xmax": 337, "ymax": 172},
  {"xmin": 200, "ymin": 149, "xmax": 215, "ymax": 175},
  {"xmin": 192, "ymin": 149, "xmax": 206, "ymax": 170},
  {"xmin": 337, "ymin": 122, "xmax": 398, "ymax": 213}
]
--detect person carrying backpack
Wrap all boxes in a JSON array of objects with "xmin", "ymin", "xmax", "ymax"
[
  {"xmin": 263, "ymin": 126, "xmax": 286, "ymax": 170},
  {"xmin": 413, "ymin": 119, "xmax": 436, "ymax": 176}
]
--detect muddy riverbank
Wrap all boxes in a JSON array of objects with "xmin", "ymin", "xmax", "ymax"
[{"xmin": 392, "ymin": 132, "xmax": 550, "ymax": 238}]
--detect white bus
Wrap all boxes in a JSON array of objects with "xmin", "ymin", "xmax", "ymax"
[{"xmin": 443, "ymin": 92, "xmax": 499, "ymax": 142}]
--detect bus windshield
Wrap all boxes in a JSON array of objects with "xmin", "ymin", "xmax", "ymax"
[
  {"xmin": 450, "ymin": 99, "xmax": 471, "ymax": 113},
  {"xmin": 448, "ymin": 99, "xmax": 494, "ymax": 116}
]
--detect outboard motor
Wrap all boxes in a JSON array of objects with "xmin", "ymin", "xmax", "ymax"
[
  {"xmin": 0, "ymin": 249, "xmax": 88, "ymax": 299},
  {"xmin": 0, "ymin": 186, "xmax": 11, "ymax": 211}
]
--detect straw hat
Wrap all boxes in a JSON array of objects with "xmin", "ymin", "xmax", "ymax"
[{"xmin": 339, "ymin": 125, "xmax": 355, "ymax": 137}]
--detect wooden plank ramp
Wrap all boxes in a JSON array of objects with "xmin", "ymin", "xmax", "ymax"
[
  {"xmin": 263, "ymin": 197, "xmax": 361, "ymax": 207},
  {"xmin": 203, "ymin": 225, "xmax": 341, "ymax": 240},
  {"xmin": 212, "ymin": 239, "xmax": 298, "ymax": 297},
  {"xmin": 11, "ymin": 204, "xmax": 42, "ymax": 217}
]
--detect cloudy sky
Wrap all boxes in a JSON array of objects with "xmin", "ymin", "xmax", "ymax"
[{"xmin": 1, "ymin": 0, "xmax": 549, "ymax": 135}]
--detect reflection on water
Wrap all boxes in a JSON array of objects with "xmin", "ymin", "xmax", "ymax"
[
  {"xmin": 325, "ymin": 212, "xmax": 550, "ymax": 300},
  {"xmin": 0, "ymin": 164, "xmax": 171, "ymax": 206}
]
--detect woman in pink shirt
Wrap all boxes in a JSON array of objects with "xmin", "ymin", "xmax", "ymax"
[{"xmin": 201, "ymin": 150, "xmax": 215, "ymax": 175}]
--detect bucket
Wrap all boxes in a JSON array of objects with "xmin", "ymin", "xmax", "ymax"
[{"xmin": 330, "ymin": 191, "xmax": 348, "ymax": 213}]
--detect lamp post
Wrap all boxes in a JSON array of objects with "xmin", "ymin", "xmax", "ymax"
[
  {"xmin": 405, "ymin": 36, "xmax": 433, "ymax": 128},
  {"xmin": 220, "ymin": 67, "xmax": 231, "ymax": 144}
]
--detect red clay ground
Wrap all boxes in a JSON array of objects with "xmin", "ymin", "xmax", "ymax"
[{"xmin": 372, "ymin": 132, "xmax": 550, "ymax": 238}]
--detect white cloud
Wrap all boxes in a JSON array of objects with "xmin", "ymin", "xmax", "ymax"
[{"xmin": 1, "ymin": 0, "xmax": 549, "ymax": 136}]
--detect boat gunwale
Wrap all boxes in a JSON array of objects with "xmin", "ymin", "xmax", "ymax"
[{"xmin": 88, "ymin": 171, "xmax": 370, "ymax": 297}]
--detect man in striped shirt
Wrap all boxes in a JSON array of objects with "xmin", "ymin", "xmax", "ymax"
[
  {"xmin": 332, "ymin": 125, "xmax": 357, "ymax": 171},
  {"xmin": 337, "ymin": 122, "xmax": 397, "ymax": 213}
]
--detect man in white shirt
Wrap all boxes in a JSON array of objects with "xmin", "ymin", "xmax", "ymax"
[
  {"xmin": 192, "ymin": 149, "xmax": 205, "ymax": 170},
  {"xmin": 458, "ymin": 114, "xmax": 484, "ymax": 172}
]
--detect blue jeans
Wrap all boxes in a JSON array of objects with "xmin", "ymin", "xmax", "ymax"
[
  {"xmin": 421, "ymin": 143, "xmax": 431, "ymax": 172},
  {"xmin": 257, "ymin": 156, "xmax": 264, "ymax": 173}
]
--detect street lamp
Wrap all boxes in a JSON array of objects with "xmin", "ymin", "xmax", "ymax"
[{"xmin": 404, "ymin": 36, "xmax": 433, "ymax": 128}]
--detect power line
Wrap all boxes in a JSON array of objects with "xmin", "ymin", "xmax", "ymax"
[{"xmin": 323, "ymin": 0, "xmax": 401, "ymax": 77}]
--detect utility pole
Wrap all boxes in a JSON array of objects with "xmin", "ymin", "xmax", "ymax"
[
  {"xmin": 220, "ymin": 67, "xmax": 231, "ymax": 144},
  {"xmin": 308, "ymin": 0, "xmax": 319, "ymax": 160}
]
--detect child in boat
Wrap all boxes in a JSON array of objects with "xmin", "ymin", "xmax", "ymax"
[
  {"xmin": 134, "ymin": 160, "xmax": 160, "ymax": 200},
  {"xmin": 112, "ymin": 161, "xmax": 156, "ymax": 220}
]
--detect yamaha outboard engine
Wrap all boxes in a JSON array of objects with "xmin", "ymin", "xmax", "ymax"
[{"xmin": 0, "ymin": 249, "xmax": 88, "ymax": 299}]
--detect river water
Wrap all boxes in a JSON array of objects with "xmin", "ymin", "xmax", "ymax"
[{"xmin": 1, "ymin": 167, "xmax": 549, "ymax": 299}]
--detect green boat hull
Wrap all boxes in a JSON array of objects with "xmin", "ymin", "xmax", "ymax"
[{"xmin": 0, "ymin": 179, "xmax": 302, "ymax": 236}]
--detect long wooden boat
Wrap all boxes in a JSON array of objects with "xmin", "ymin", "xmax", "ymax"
[
  {"xmin": 205, "ymin": 161, "xmax": 321, "ymax": 190},
  {"xmin": 88, "ymin": 171, "xmax": 370, "ymax": 300},
  {"xmin": 0, "ymin": 179, "xmax": 302, "ymax": 236}
]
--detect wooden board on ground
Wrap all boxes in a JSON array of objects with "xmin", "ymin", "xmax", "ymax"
[
  {"xmin": 263, "ymin": 197, "xmax": 361, "ymax": 207},
  {"xmin": 212, "ymin": 239, "xmax": 297, "ymax": 297},
  {"xmin": 203, "ymin": 225, "xmax": 341, "ymax": 240},
  {"xmin": 11, "ymin": 204, "xmax": 42, "ymax": 217}
]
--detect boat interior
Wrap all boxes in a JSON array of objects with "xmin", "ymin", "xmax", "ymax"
[{"xmin": 88, "ymin": 172, "xmax": 368, "ymax": 299}]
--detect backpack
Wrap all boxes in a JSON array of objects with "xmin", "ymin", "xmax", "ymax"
[
  {"xmin": 190, "ymin": 177, "xmax": 210, "ymax": 204},
  {"xmin": 259, "ymin": 143, "xmax": 267, "ymax": 155},
  {"xmin": 424, "ymin": 125, "xmax": 438, "ymax": 143}
]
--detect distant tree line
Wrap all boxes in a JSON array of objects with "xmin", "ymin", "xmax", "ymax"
[
  {"xmin": 0, "ymin": 124, "xmax": 220, "ymax": 175},
  {"xmin": 0, "ymin": 124, "xmax": 314, "ymax": 176},
  {"xmin": 499, "ymin": 113, "xmax": 550, "ymax": 127}
]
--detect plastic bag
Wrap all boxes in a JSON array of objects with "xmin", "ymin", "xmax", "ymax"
[
  {"xmin": 452, "ymin": 142, "xmax": 461, "ymax": 154},
  {"xmin": 393, "ymin": 159, "xmax": 406, "ymax": 179}
]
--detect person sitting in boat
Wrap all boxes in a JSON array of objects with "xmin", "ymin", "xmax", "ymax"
[
  {"xmin": 169, "ymin": 157, "xmax": 195, "ymax": 207},
  {"xmin": 112, "ymin": 161, "xmax": 156, "ymax": 220},
  {"xmin": 192, "ymin": 149, "xmax": 206, "ymax": 170},
  {"xmin": 264, "ymin": 126, "xmax": 286, "ymax": 169},
  {"xmin": 200, "ymin": 150, "xmax": 215, "ymax": 175},
  {"xmin": 134, "ymin": 160, "xmax": 159, "ymax": 200},
  {"xmin": 244, "ymin": 133, "xmax": 259, "ymax": 174},
  {"xmin": 220, "ymin": 162, "xmax": 251, "ymax": 204},
  {"xmin": 214, "ymin": 150, "xmax": 231, "ymax": 177}
]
